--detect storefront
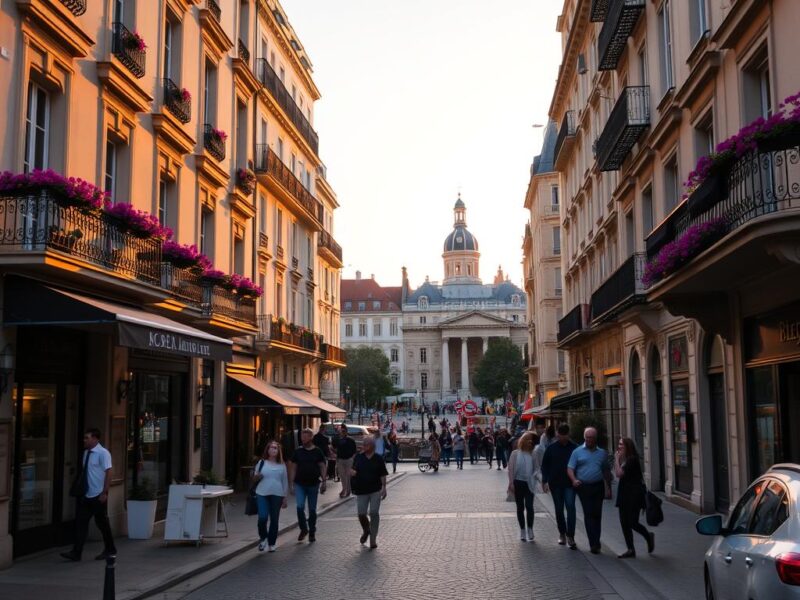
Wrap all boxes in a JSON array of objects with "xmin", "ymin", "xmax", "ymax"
[{"xmin": 744, "ymin": 301, "xmax": 800, "ymax": 477}]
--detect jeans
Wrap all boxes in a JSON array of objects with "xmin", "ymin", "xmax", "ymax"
[
  {"xmin": 72, "ymin": 496, "xmax": 116, "ymax": 557},
  {"xmin": 442, "ymin": 447, "xmax": 452, "ymax": 466},
  {"xmin": 550, "ymin": 486, "xmax": 576, "ymax": 537},
  {"xmin": 454, "ymin": 449, "xmax": 464, "ymax": 468},
  {"xmin": 356, "ymin": 491, "xmax": 382, "ymax": 544},
  {"xmin": 513, "ymin": 479, "xmax": 534, "ymax": 529},
  {"xmin": 577, "ymin": 481, "xmax": 605, "ymax": 548},
  {"xmin": 256, "ymin": 494, "xmax": 283, "ymax": 545},
  {"xmin": 295, "ymin": 484, "xmax": 320, "ymax": 533},
  {"xmin": 495, "ymin": 446, "xmax": 507, "ymax": 468},
  {"xmin": 469, "ymin": 446, "xmax": 478, "ymax": 464},
  {"xmin": 390, "ymin": 447, "xmax": 399, "ymax": 473},
  {"xmin": 485, "ymin": 448, "xmax": 493, "ymax": 467},
  {"xmin": 619, "ymin": 506, "xmax": 650, "ymax": 551}
]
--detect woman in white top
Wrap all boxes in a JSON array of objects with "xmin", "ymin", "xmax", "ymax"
[
  {"xmin": 507, "ymin": 432, "xmax": 541, "ymax": 542},
  {"xmin": 252, "ymin": 440, "xmax": 289, "ymax": 552}
]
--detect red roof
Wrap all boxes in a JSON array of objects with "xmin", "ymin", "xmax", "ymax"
[{"xmin": 341, "ymin": 278, "xmax": 402, "ymax": 312}]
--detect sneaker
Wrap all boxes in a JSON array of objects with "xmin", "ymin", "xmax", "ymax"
[
  {"xmin": 526, "ymin": 528, "xmax": 534, "ymax": 542},
  {"xmin": 298, "ymin": 530, "xmax": 308, "ymax": 542},
  {"xmin": 567, "ymin": 536, "xmax": 577, "ymax": 549},
  {"xmin": 360, "ymin": 531, "xmax": 369, "ymax": 544},
  {"xmin": 258, "ymin": 540, "xmax": 267, "ymax": 552},
  {"xmin": 558, "ymin": 534, "xmax": 566, "ymax": 545},
  {"xmin": 94, "ymin": 551, "xmax": 117, "ymax": 561},
  {"xmin": 60, "ymin": 551, "xmax": 81, "ymax": 562},
  {"xmin": 520, "ymin": 528, "xmax": 527, "ymax": 541},
  {"xmin": 308, "ymin": 532, "xmax": 316, "ymax": 543},
  {"xmin": 268, "ymin": 545, "xmax": 277, "ymax": 552}
]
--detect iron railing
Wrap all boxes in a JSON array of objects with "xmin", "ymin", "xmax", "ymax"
[
  {"xmin": 554, "ymin": 110, "xmax": 577, "ymax": 165},
  {"xmin": 256, "ymin": 58, "xmax": 319, "ymax": 155},
  {"xmin": 203, "ymin": 124, "xmax": 226, "ymax": 162},
  {"xmin": 323, "ymin": 343, "xmax": 345, "ymax": 364},
  {"xmin": 318, "ymin": 229, "xmax": 342, "ymax": 262},
  {"xmin": 161, "ymin": 263, "xmax": 204, "ymax": 304},
  {"xmin": 591, "ymin": 0, "xmax": 610, "ymax": 21},
  {"xmin": 0, "ymin": 192, "xmax": 160, "ymax": 284},
  {"xmin": 598, "ymin": 0, "xmax": 646, "ymax": 71},
  {"xmin": 205, "ymin": 0, "xmax": 221, "ymax": 21},
  {"xmin": 590, "ymin": 253, "xmax": 646, "ymax": 323},
  {"xmin": 202, "ymin": 284, "xmax": 255, "ymax": 324},
  {"xmin": 558, "ymin": 303, "xmax": 588, "ymax": 343},
  {"xmin": 237, "ymin": 38, "xmax": 250, "ymax": 63},
  {"xmin": 254, "ymin": 144, "xmax": 322, "ymax": 224},
  {"xmin": 163, "ymin": 78, "xmax": 191, "ymax": 124},
  {"xmin": 596, "ymin": 86, "xmax": 650, "ymax": 171},
  {"xmin": 60, "ymin": 0, "xmax": 87, "ymax": 16},
  {"xmin": 256, "ymin": 314, "xmax": 324, "ymax": 353},
  {"xmin": 112, "ymin": 22, "xmax": 146, "ymax": 79}
]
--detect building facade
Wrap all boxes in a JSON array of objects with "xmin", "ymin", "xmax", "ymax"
[
  {"xmin": 523, "ymin": 121, "xmax": 569, "ymax": 407},
  {"xmin": 0, "ymin": 0, "xmax": 343, "ymax": 564},
  {"xmin": 548, "ymin": 0, "xmax": 800, "ymax": 513}
]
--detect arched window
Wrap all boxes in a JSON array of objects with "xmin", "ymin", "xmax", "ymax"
[
  {"xmin": 467, "ymin": 264, "xmax": 472, "ymax": 276},
  {"xmin": 418, "ymin": 296, "xmax": 428, "ymax": 309},
  {"xmin": 511, "ymin": 294, "xmax": 521, "ymax": 306},
  {"xmin": 455, "ymin": 264, "xmax": 461, "ymax": 275}
]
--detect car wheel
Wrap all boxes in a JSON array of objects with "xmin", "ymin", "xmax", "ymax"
[{"xmin": 704, "ymin": 569, "xmax": 714, "ymax": 600}]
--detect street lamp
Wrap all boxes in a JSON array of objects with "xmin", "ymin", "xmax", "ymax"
[
  {"xmin": 345, "ymin": 386, "xmax": 351, "ymax": 421},
  {"xmin": 585, "ymin": 371, "xmax": 596, "ymax": 411}
]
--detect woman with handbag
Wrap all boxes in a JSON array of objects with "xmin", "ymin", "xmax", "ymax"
[
  {"xmin": 507, "ymin": 432, "xmax": 540, "ymax": 542},
  {"xmin": 252, "ymin": 440, "xmax": 288, "ymax": 552},
  {"xmin": 614, "ymin": 437, "xmax": 655, "ymax": 558}
]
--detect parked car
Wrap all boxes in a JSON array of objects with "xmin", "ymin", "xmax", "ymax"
[
  {"xmin": 696, "ymin": 463, "xmax": 800, "ymax": 599},
  {"xmin": 322, "ymin": 422, "xmax": 378, "ymax": 450}
]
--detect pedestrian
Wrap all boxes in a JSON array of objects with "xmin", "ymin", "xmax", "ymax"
[
  {"xmin": 428, "ymin": 432, "xmax": 441, "ymax": 472},
  {"xmin": 252, "ymin": 440, "xmax": 288, "ymax": 552},
  {"xmin": 541, "ymin": 424, "xmax": 578, "ymax": 548},
  {"xmin": 288, "ymin": 428, "xmax": 327, "ymax": 543},
  {"xmin": 482, "ymin": 429, "xmax": 495, "ymax": 468},
  {"xmin": 452, "ymin": 427, "xmax": 465, "ymax": 469},
  {"xmin": 372, "ymin": 428, "xmax": 387, "ymax": 458},
  {"xmin": 313, "ymin": 424, "xmax": 335, "ymax": 481},
  {"xmin": 334, "ymin": 423, "xmax": 357, "ymax": 498},
  {"xmin": 467, "ymin": 428, "xmax": 479, "ymax": 464},
  {"xmin": 567, "ymin": 427, "xmax": 612, "ymax": 554},
  {"xmin": 387, "ymin": 430, "xmax": 400, "ymax": 473},
  {"xmin": 60, "ymin": 428, "xmax": 117, "ymax": 562},
  {"xmin": 351, "ymin": 437, "xmax": 388, "ymax": 549},
  {"xmin": 535, "ymin": 424, "xmax": 556, "ymax": 467},
  {"xmin": 428, "ymin": 416, "xmax": 436, "ymax": 434},
  {"xmin": 440, "ymin": 427, "xmax": 453, "ymax": 466},
  {"xmin": 507, "ymin": 432, "xmax": 540, "ymax": 542},
  {"xmin": 614, "ymin": 437, "xmax": 655, "ymax": 558},
  {"xmin": 495, "ymin": 429, "xmax": 509, "ymax": 470}
]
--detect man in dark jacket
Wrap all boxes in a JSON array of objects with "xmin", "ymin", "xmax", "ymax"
[{"xmin": 541, "ymin": 423, "xmax": 579, "ymax": 548}]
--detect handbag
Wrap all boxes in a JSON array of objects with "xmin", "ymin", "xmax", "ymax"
[
  {"xmin": 244, "ymin": 460, "xmax": 264, "ymax": 516},
  {"xmin": 645, "ymin": 489, "xmax": 664, "ymax": 526}
]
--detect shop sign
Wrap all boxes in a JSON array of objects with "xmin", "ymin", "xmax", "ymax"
[
  {"xmin": 118, "ymin": 323, "xmax": 232, "ymax": 361},
  {"xmin": 745, "ymin": 302, "xmax": 800, "ymax": 363}
]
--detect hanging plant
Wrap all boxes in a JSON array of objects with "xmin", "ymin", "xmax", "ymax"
[
  {"xmin": 0, "ymin": 169, "xmax": 108, "ymax": 214},
  {"xmin": 210, "ymin": 128, "xmax": 228, "ymax": 143},
  {"xmin": 128, "ymin": 31, "xmax": 147, "ymax": 52},
  {"xmin": 642, "ymin": 218, "xmax": 727, "ymax": 287},
  {"xmin": 235, "ymin": 168, "xmax": 256, "ymax": 194},
  {"xmin": 162, "ymin": 241, "xmax": 210, "ymax": 270},
  {"xmin": 200, "ymin": 267, "xmax": 229, "ymax": 287},
  {"xmin": 104, "ymin": 203, "xmax": 172, "ymax": 240}
]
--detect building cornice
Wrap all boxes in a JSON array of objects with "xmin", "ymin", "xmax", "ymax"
[{"xmin": 548, "ymin": 0, "xmax": 590, "ymax": 120}]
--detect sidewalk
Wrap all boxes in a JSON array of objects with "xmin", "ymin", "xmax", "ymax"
[
  {"xmin": 536, "ymin": 484, "xmax": 711, "ymax": 600},
  {"xmin": 0, "ymin": 474, "xmax": 404, "ymax": 600}
]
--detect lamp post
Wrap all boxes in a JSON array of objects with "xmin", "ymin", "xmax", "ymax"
[
  {"xmin": 345, "ymin": 386, "xmax": 351, "ymax": 421},
  {"xmin": 418, "ymin": 390, "xmax": 425, "ymax": 440},
  {"xmin": 585, "ymin": 371, "xmax": 596, "ymax": 411}
]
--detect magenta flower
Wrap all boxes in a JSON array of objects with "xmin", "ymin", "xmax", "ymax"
[
  {"xmin": 162, "ymin": 241, "xmax": 209, "ymax": 269},
  {"xmin": 180, "ymin": 88, "xmax": 191, "ymax": 102},
  {"xmin": 643, "ymin": 218, "xmax": 727, "ymax": 287},
  {"xmin": 0, "ymin": 169, "xmax": 107, "ymax": 213},
  {"xmin": 211, "ymin": 128, "xmax": 228, "ymax": 142},
  {"xmin": 104, "ymin": 203, "xmax": 171, "ymax": 240},
  {"xmin": 129, "ymin": 31, "xmax": 147, "ymax": 52}
]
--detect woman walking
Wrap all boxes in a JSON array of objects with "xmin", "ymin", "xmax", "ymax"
[
  {"xmin": 507, "ymin": 432, "xmax": 540, "ymax": 542},
  {"xmin": 387, "ymin": 430, "xmax": 400, "ymax": 473},
  {"xmin": 615, "ymin": 437, "xmax": 654, "ymax": 558},
  {"xmin": 440, "ymin": 427, "xmax": 453, "ymax": 467},
  {"xmin": 252, "ymin": 440, "xmax": 289, "ymax": 552},
  {"xmin": 482, "ymin": 429, "xmax": 495, "ymax": 468},
  {"xmin": 428, "ymin": 432, "xmax": 441, "ymax": 472},
  {"xmin": 452, "ymin": 427, "xmax": 465, "ymax": 469}
]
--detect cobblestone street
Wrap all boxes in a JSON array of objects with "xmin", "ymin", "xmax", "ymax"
[{"xmin": 182, "ymin": 463, "xmax": 665, "ymax": 600}]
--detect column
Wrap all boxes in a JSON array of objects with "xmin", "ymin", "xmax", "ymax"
[
  {"xmin": 461, "ymin": 337, "xmax": 469, "ymax": 391},
  {"xmin": 441, "ymin": 338, "xmax": 451, "ymax": 392},
  {"xmin": 482, "ymin": 336, "xmax": 489, "ymax": 354}
]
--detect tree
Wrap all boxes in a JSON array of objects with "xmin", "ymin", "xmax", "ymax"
[
  {"xmin": 473, "ymin": 338, "xmax": 526, "ymax": 401},
  {"xmin": 340, "ymin": 347, "xmax": 393, "ymax": 412}
]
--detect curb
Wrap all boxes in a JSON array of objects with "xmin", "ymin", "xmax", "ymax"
[{"xmin": 127, "ymin": 472, "xmax": 407, "ymax": 600}]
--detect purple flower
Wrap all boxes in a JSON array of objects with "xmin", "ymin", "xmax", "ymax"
[
  {"xmin": 643, "ymin": 218, "xmax": 727, "ymax": 286},
  {"xmin": 104, "ymin": 203, "xmax": 171, "ymax": 240},
  {"xmin": 211, "ymin": 128, "xmax": 227, "ymax": 142}
]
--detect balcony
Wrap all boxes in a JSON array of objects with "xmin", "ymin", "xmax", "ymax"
[
  {"xmin": 590, "ymin": 253, "xmax": 646, "ymax": 324},
  {"xmin": 318, "ymin": 229, "xmax": 342, "ymax": 265},
  {"xmin": 596, "ymin": 86, "xmax": 650, "ymax": 171},
  {"xmin": 237, "ymin": 38, "xmax": 250, "ymax": 63},
  {"xmin": 112, "ymin": 22, "xmax": 146, "ymax": 79},
  {"xmin": 202, "ymin": 284, "xmax": 255, "ymax": 325},
  {"xmin": 591, "ymin": 0, "xmax": 609, "ymax": 21},
  {"xmin": 256, "ymin": 314, "xmax": 324, "ymax": 356},
  {"xmin": 558, "ymin": 303, "xmax": 590, "ymax": 345},
  {"xmin": 203, "ymin": 124, "xmax": 226, "ymax": 162},
  {"xmin": 322, "ymin": 343, "xmax": 346, "ymax": 366},
  {"xmin": 544, "ymin": 203, "xmax": 561, "ymax": 217},
  {"xmin": 256, "ymin": 58, "xmax": 319, "ymax": 155},
  {"xmin": 163, "ymin": 78, "xmax": 190, "ymax": 124},
  {"xmin": 205, "ymin": 0, "xmax": 221, "ymax": 21},
  {"xmin": 254, "ymin": 144, "xmax": 322, "ymax": 226},
  {"xmin": 554, "ymin": 110, "xmax": 577, "ymax": 169},
  {"xmin": 59, "ymin": 0, "xmax": 86, "ymax": 15},
  {"xmin": 598, "ymin": 0, "xmax": 645, "ymax": 71}
]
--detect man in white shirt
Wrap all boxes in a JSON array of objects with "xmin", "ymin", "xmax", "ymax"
[{"xmin": 61, "ymin": 428, "xmax": 117, "ymax": 561}]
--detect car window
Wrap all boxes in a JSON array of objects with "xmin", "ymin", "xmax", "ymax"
[
  {"xmin": 750, "ymin": 480, "xmax": 789, "ymax": 536},
  {"xmin": 728, "ymin": 480, "xmax": 765, "ymax": 534}
]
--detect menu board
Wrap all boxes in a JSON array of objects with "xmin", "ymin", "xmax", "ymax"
[{"xmin": 672, "ymin": 382, "xmax": 690, "ymax": 467}]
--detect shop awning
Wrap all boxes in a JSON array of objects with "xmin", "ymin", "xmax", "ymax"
[
  {"xmin": 227, "ymin": 374, "xmax": 319, "ymax": 415},
  {"xmin": 4, "ymin": 279, "xmax": 232, "ymax": 361},
  {"xmin": 284, "ymin": 388, "xmax": 346, "ymax": 418},
  {"xmin": 549, "ymin": 390, "xmax": 591, "ymax": 411},
  {"xmin": 522, "ymin": 404, "xmax": 558, "ymax": 417}
]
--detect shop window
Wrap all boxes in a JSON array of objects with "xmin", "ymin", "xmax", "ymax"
[{"xmin": 669, "ymin": 335, "xmax": 693, "ymax": 495}]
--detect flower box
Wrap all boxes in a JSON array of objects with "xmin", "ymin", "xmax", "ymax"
[
  {"xmin": 687, "ymin": 171, "xmax": 728, "ymax": 217},
  {"xmin": 755, "ymin": 126, "xmax": 800, "ymax": 154}
]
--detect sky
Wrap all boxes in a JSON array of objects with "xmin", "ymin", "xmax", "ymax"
[{"xmin": 280, "ymin": 0, "xmax": 564, "ymax": 289}]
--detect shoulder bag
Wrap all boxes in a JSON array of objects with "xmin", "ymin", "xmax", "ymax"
[{"xmin": 245, "ymin": 460, "xmax": 264, "ymax": 516}]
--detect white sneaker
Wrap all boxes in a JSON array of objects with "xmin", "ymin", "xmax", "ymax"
[
  {"xmin": 268, "ymin": 545, "xmax": 277, "ymax": 552},
  {"xmin": 258, "ymin": 540, "xmax": 267, "ymax": 552},
  {"xmin": 520, "ymin": 528, "xmax": 527, "ymax": 541},
  {"xmin": 526, "ymin": 528, "xmax": 534, "ymax": 542}
]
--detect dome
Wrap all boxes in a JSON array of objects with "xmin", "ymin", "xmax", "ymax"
[
  {"xmin": 454, "ymin": 197, "xmax": 465, "ymax": 209},
  {"xmin": 443, "ymin": 226, "xmax": 479, "ymax": 252}
]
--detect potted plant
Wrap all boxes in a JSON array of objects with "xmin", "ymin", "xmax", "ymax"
[
  {"xmin": 192, "ymin": 470, "xmax": 227, "ymax": 488},
  {"xmin": 127, "ymin": 477, "xmax": 157, "ymax": 539}
]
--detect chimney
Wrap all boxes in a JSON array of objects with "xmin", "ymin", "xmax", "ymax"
[
  {"xmin": 356, "ymin": 270, "xmax": 362, "ymax": 280},
  {"xmin": 371, "ymin": 274, "xmax": 375, "ymax": 280}
]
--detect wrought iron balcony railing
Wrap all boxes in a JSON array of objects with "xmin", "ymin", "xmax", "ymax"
[
  {"xmin": 205, "ymin": 0, "xmax": 221, "ymax": 21},
  {"xmin": 554, "ymin": 110, "xmax": 577, "ymax": 168},
  {"xmin": 590, "ymin": 253, "xmax": 646, "ymax": 323},
  {"xmin": 161, "ymin": 263, "xmax": 204, "ymax": 305},
  {"xmin": 256, "ymin": 314, "xmax": 324, "ymax": 353},
  {"xmin": 591, "ymin": 0, "xmax": 610, "ymax": 21},
  {"xmin": 112, "ymin": 22, "xmax": 146, "ymax": 79},
  {"xmin": 254, "ymin": 144, "xmax": 322, "ymax": 224},
  {"xmin": 598, "ymin": 0, "xmax": 645, "ymax": 71},
  {"xmin": 318, "ymin": 229, "xmax": 342, "ymax": 262},
  {"xmin": 60, "ymin": 0, "xmax": 87, "ymax": 16},
  {"xmin": 237, "ymin": 38, "xmax": 250, "ymax": 63},
  {"xmin": 558, "ymin": 303, "xmax": 589, "ymax": 343},
  {"xmin": 202, "ymin": 284, "xmax": 255, "ymax": 324},
  {"xmin": 203, "ymin": 124, "xmax": 226, "ymax": 162},
  {"xmin": 256, "ymin": 58, "xmax": 319, "ymax": 155},
  {"xmin": 322, "ymin": 343, "xmax": 345, "ymax": 364},
  {"xmin": 596, "ymin": 86, "xmax": 650, "ymax": 171},
  {"xmin": 163, "ymin": 78, "xmax": 191, "ymax": 124},
  {"xmin": 0, "ymin": 192, "xmax": 160, "ymax": 284}
]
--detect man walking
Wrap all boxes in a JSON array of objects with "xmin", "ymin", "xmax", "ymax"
[
  {"xmin": 567, "ymin": 427, "xmax": 612, "ymax": 554},
  {"xmin": 61, "ymin": 428, "xmax": 117, "ymax": 561},
  {"xmin": 288, "ymin": 429, "xmax": 327, "ymax": 543},
  {"xmin": 351, "ymin": 437, "xmax": 388, "ymax": 549},
  {"xmin": 333, "ymin": 424, "xmax": 357, "ymax": 497},
  {"xmin": 542, "ymin": 424, "xmax": 578, "ymax": 548}
]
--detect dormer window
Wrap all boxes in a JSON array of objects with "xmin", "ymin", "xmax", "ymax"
[
  {"xmin": 418, "ymin": 296, "xmax": 429, "ymax": 310},
  {"xmin": 511, "ymin": 294, "xmax": 521, "ymax": 306}
]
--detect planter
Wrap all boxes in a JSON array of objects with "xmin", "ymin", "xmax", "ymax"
[
  {"xmin": 687, "ymin": 171, "xmax": 728, "ymax": 217},
  {"xmin": 756, "ymin": 127, "xmax": 800, "ymax": 154},
  {"xmin": 126, "ymin": 499, "xmax": 157, "ymax": 539}
]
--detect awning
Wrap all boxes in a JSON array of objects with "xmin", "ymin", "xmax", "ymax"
[
  {"xmin": 4, "ymin": 279, "xmax": 232, "ymax": 361},
  {"xmin": 549, "ymin": 390, "xmax": 591, "ymax": 411},
  {"xmin": 522, "ymin": 404, "xmax": 558, "ymax": 417},
  {"xmin": 284, "ymin": 388, "xmax": 346, "ymax": 418},
  {"xmin": 227, "ymin": 374, "xmax": 319, "ymax": 415}
]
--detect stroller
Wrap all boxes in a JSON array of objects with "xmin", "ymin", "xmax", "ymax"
[{"xmin": 417, "ymin": 442, "xmax": 439, "ymax": 473}]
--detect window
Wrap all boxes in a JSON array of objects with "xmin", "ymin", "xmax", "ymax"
[
  {"xmin": 743, "ymin": 50, "xmax": 772, "ymax": 123},
  {"xmin": 291, "ymin": 289, "xmax": 297, "ymax": 323},
  {"xmin": 390, "ymin": 372, "xmax": 399, "ymax": 385},
  {"xmin": 344, "ymin": 321, "xmax": 353, "ymax": 337},
  {"xmin": 372, "ymin": 301, "xmax": 381, "ymax": 310},
  {"xmin": 358, "ymin": 320, "xmax": 367, "ymax": 337},
  {"xmin": 259, "ymin": 194, "xmax": 267, "ymax": 234},
  {"xmin": 200, "ymin": 209, "xmax": 214, "ymax": 259},
  {"xmin": 554, "ymin": 268, "xmax": 562, "ymax": 296},
  {"xmin": 638, "ymin": 44, "xmax": 648, "ymax": 86},
  {"xmin": 695, "ymin": 113, "xmax": 714, "ymax": 160},
  {"xmin": 275, "ymin": 208, "xmax": 283, "ymax": 246},
  {"xmin": 275, "ymin": 282, "xmax": 282, "ymax": 317},
  {"xmin": 344, "ymin": 301, "xmax": 352, "ymax": 311},
  {"xmin": 625, "ymin": 210, "xmax": 635, "ymax": 257},
  {"xmin": 550, "ymin": 185, "xmax": 559, "ymax": 207},
  {"xmin": 279, "ymin": 66, "xmax": 285, "ymax": 82},
  {"xmin": 553, "ymin": 226, "xmax": 561, "ymax": 255},
  {"xmin": 512, "ymin": 314, "xmax": 518, "ymax": 322},
  {"xmin": 418, "ymin": 296, "xmax": 428, "ymax": 310},
  {"xmin": 727, "ymin": 481, "xmax": 763, "ymax": 534},
  {"xmin": 390, "ymin": 348, "xmax": 399, "ymax": 362},
  {"xmin": 420, "ymin": 372, "xmax": 428, "ymax": 390},
  {"xmin": 419, "ymin": 316, "xmax": 427, "ymax": 324},
  {"xmin": 389, "ymin": 319, "xmax": 398, "ymax": 336},
  {"xmin": 203, "ymin": 60, "xmax": 217, "ymax": 123},
  {"xmin": 158, "ymin": 180, "xmax": 168, "ymax": 226},
  {"xmin": 658, "ymin": 0, "xmax": 674, "ymax": 94},
  {"xmin": 358, "ymin": 301, "xmax": 366, "ymax": 311},
  {"xmin": 511, "ymin": 294, "xmax": 521, "ymax": 307},
  {"xmin": 664, "ymin": 156, "xmax": 680, "ymax": 214},
  {"xmin": 24, "ymin": 82, "xmax": 49, "ymax": 172},
  {"xmin": 291, "ymin": 153, "xmax": 296, "ymax": 174},
  {"xmin": 373, "ymin": 322, "xmax": 382, "ymax": 337},
  {"xmin": 642, "ymin": 186, "xmax": 654, "ymax": 236},
  {"xmin": 689, "ymin": 0, "xmax": 708, "ymax": 46},
  {"xmin": 233, "ymin": 235, "xmax": 245, "ymax": 274},
  {"xmin": 750, "ymin": 480, "xmax": 789, "ymax": 536},
  {"xmin": 163, "ymin": 19, "xmax": 173, "ymax": 79},
  {"xmin": 420, "ymin": 348, "xmax": 427, "ymax": 364},
  {"xmin": 558, "ymin": 351, "xmax": 566, "ymax": 374},
  {"xmin": 104, "ymin": 140, "xmax": 117, "ymax": 202},
  {"xmin": 271, "ymin": 364, "xmax": 278, "ymax": 383}
]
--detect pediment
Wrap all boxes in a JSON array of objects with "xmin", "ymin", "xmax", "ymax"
[{"xmin": 439, "ymin": 310, "xmax": 512, "ymax": 328}]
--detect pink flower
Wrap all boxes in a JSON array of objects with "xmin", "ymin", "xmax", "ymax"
[
  {"xmin": 104, "ymin": 203, "xmax": 171, "ymax": 240},
  {"xmin": 130, "ymin": 31, "xmax": 147, "ymax": 52},
  {"xmin": 643, "ymin": 218, "xmax": 727, "ymax": 286},
  {"xmin": 211, "ymin": 128, "xmax": 227, "ymax": 142},
  {"xmin": 180, "ymin": 88, "xmax": 191, "ymax": 102}
]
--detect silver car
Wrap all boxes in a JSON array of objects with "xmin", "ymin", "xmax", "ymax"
[{"xmin": 696, "ymin": 464, "xmax": 800, "ymax": 599}]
